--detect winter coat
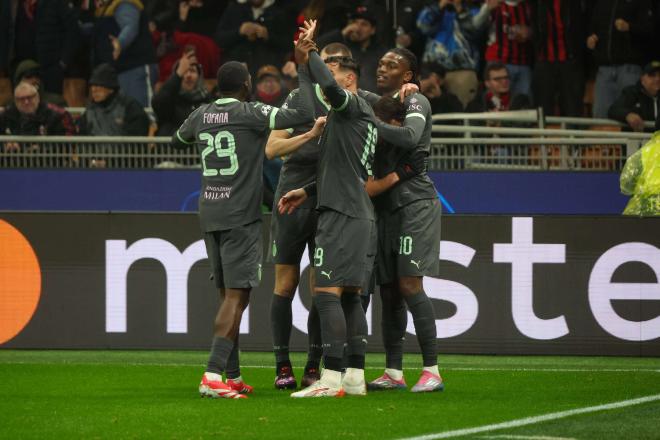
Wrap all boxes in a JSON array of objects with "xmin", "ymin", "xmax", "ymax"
[
  {"xmin": 79, "ymin": 92, "xmax": 149, "ymax": 136},
  {"xmin": 608, "ymin": 82, "xmax": 659, "ymax": 130},
  {"xmin": 589, "ymin": 0, "xmax": 655, "ymax": 66},
  {"xmin": 0, "ymin": 101, "xmax": 74, "ymax": 136},
  {"xmin": 151, "ymin": 63, "xmax": 209, "ymax": 136}
]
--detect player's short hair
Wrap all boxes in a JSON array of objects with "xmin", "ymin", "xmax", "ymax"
[
  {"xmin": 325, "ymin": 56, "xmax": 360, "ymax": 78},
  {"xmin": 216, "ymin": 61, "xmax": 250, "ymax": 93},
  {"xmin": 484, "ymin": 62, "xmax": 507, "ymax": 80},
  {"xmin": 387, "ymin": 47, "xmax": 419, "ymax": 86},
  {"xmin": 321, "ymin": 42, "xmax": 352, "ymax": 58},
  {"xmin": 373, "ymin": 97, "xmax": 406, "ymax": 124}
]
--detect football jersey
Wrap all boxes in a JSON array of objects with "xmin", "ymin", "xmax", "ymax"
[
  {"xmin": 175, "ymin": 71, "xmax": 314, "ymax": 232},
  {"xmin": 277, "ymin": 86, "xmax": 381, "ymax": 197},
  {"xmin": 375, "ymin": 92, "xmax": 438, "ymax": 211}
]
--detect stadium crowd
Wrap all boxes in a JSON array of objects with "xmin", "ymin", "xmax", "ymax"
[{"xmin": 1, "ymin": 0, "xmax": 660, "ymax": 140}]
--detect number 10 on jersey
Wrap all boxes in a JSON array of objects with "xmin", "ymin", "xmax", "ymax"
[{"xmin": 199, "ymin": 131, "xmax": 239, "ymax": 176}]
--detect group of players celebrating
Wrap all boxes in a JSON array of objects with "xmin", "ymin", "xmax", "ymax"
[{"xmin": 173, "ymin": 20, "xmax": 443, "ymax": 399}]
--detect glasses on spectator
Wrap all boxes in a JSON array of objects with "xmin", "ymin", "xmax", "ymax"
[
  {"xmin": 489, "ymin": 76, "xmax": 510, "ymax": 82},
  {"xmin": 15, "ymin": 93, "xmax": 37, "ymax": 102}
]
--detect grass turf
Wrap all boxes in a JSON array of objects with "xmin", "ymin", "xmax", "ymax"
[{"xmin": 1, "ymin": 351, "xmax": 659, "ymax": 439}]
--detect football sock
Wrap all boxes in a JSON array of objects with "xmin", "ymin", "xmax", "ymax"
[
  {"xmin": 270, "ymin": 294, "xmax": 293, "ymax": 372},
  {"xmin": 380, "ymin": 286, "xmax": 407, "ymax": 371},
  {"xmin": 342, "ymin": 292, "xmax": 367, "ymax": 370},
  {"xmin": 404, "ymin": 291, "xmax": 438, "ymax": 367},
  {"xmin": 306, "ymin": 299, "xmax": 322, "ymax": 371},
  {"xmin": 423, "ymin": 365, "xmax": 440, "ymax": 376},
  {"xmin": 385, "ymin": 368, "xmax": 404, "ymax": 381},
  {"xmin": 313, "ymin": 292, "xmax": 346, "ymax": 373},
  {"xmin": 320, "ymin": 368, "xmax": 342, "ymax": 389},
  {"xmin": 225, "ymin": 336, "xmax": 240, "ymax": 380},
  {"xmin": 206, "ymin": 336, "xmax": 234, "ymax": 375}
]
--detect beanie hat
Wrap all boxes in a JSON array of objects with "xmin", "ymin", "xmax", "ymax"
[{"xmin": 89, "ymin": 63, "xmax": 119, "ymax": 89}]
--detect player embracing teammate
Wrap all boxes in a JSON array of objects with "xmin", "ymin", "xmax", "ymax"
[{"xmin": 369, "ymin": 48, "xmax": 444, "ymax": 393}]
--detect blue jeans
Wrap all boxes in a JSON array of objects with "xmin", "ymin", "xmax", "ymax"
[
  {"xmin": 592, "ymin": 64, "xmax": 642, "ymax": 119},
  {"xmin": 118, "ymin": 63, "xmax": 159, "ymax": 108},
  {"xmin": 505, "ymin": 64, "xmax": 532, "ymax": 100}
]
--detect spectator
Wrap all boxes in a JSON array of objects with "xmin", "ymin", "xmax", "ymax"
[
  {"xmin": 151, "ymin": 49, "xmax": 209, "ymax": 136},
  {"xmin": 419, "ymin": 62, "xmax": 464, "ymax": 114},
  {"xmin": 482, "ymin": 0, "xmax": 533, "ymax": 98},
  {"xmin": 78, "ymin": 63, "xmax": 149, "ymax": 136},
  {"xmin": 316, "ymin": 4, "xmax": 387, "ymax": 93},
  {"xmin": 588, "ymin": 0, "xmax": 655, "ymax": 119},
  {"xmin": 0, "ymin": 82, "xmax": 74, "ymax": 142},
  {"xmin": 254, "ymin": 64, "xmax": 288, "ymax": 107},
  {"xmin": 417, "ymin": 0, "xmax": 487, "ymax": 108},
  {"xmin": 373, "ymin": 0, "xmax": 425, "ymax": 59},
  {"xmin": 0, "ymin": 0, "xmax": 81, "ymax": 95},
  {"xmin": 215, "ymin": 0, "xmax": 293, "ymax": 79},
  {"xmin": 466, "ymin": 62, "xmax": 531, "ymax": 113},
  {"xmin": 175, "ymin": 0, "xmax": 226, "ymax": 38},
  {"xmin": 10, "ymin": 59, "xmax": 67, "ymax": 107},
  {"xmin": 87, "ymin": 0, "xmax": 158, "ymax": 108},
  {"xmin": 608, "ymin": 61, "xmax": 660, "ymax": 132},
  {"xmin": 619, "ymin": 121, "xmax": 660, "ymax": 216},
  {"xmin": 531, "ymin": 0, "xmax": 587, "ymax": 117}
]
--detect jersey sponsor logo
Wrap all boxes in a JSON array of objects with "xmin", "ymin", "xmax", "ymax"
[
  {"xmin": 203, "ymin": 112, "xmax": 229, "ymax": 124},
  {"xmin": 407, "ymin": 104, "xmax": 422, "ymax": 112},
  {"xmin": 203, "ymin": 185, "xmax": 232, "ymax": 201},
  {"xmin": 260, "ymin": 104, "xmax": 273, "ymax": 116},
  {"xmin": 321, "ymin": 270, "xmax": 333, "ymax": 280},
  {"xmin": 410, "ymin": 259, "xmax": 422, "ymax": 269}
]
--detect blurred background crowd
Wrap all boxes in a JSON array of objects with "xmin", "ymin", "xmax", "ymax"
[{"xmin": 1, "ymin": 0, "xmax": 659, "ymax": 140}]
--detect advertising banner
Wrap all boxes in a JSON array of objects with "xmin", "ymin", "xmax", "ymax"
[{"xmin": 0, "ymin": 213, "xmax": 658, "ymax": 355}]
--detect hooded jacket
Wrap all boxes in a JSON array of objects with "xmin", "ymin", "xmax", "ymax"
[
  {"xmin": 151, "ymin": 61, "xmax": 209, "ymax": 136},
  {"xmin": 608, "ymin": 81, "xmax": 659, "ymax": 131}
]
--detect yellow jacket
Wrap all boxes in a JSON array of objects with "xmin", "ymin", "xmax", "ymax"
[{"xmin": 620, "ymin": 132, "xmax": 660, "ymax": 216}]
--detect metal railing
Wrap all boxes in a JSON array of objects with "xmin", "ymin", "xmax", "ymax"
[
  {"xmin": 0, "ymin": 136, "xmax": 198, "ymax": 169},
  {"xmin": 0, "ymin": 115, "xmax": 655, "ymax": 170}
]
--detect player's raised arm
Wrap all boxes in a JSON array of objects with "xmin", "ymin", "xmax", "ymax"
[
  {"xmin": 308, "ymin": 50, "xmax": 351, "ymax": 111},
  {"xmin": 374, "ymin": 93, "xmax": 429, "ymax": 149},
  {"xmin": 264, "ymin": 39, "xmax": 317, "ymax": 130}
]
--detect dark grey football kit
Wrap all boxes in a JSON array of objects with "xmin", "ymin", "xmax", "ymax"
[
  {"xmin": 307, "ymin": 58, "xmax": 378, "ymax": 289},
  {"xmin": 374, "ymin": 92, "xmax": 442, "ymax": 285},
  {"xmin": 174, "ymin": 68, "xmax": 315, "ymax": 288},
  {"xmin": 269, "ymin": 84, "xmax": 379, "ymax": 267}
]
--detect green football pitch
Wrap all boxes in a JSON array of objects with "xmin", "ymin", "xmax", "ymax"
[{"xmin": 1, "ymin": 351, "xmax": 659, "ymax": 439}]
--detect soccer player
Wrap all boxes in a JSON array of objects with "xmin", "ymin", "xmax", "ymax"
[
  {"xmin": 266, "ymin": 42, "xmax": 383, "ymax": 390},
  {"xmin": 368, "ymin": 48, "xmax": 445, "ymax": 393},
  {"xmin": 171, "ymin": 38, "xmax": 318, "ymax": 399},
  {"xmin": 279, "ymin": 21, "xmax": 376, "ymax": 398}
]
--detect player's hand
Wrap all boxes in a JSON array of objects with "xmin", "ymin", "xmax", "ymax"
[
  {"xmin": 614, "ymin": 18, "xmax": 630, "ymax": 32},
  {"xmin": 586, "ymin": 34, "xmax": 598, "ymax": 50},
  {"xmin": 176, "ymin": 50, "xmax": 197, "ymax": 77},
  {"xmin": 278, "ymin": 188, "xmax": 308, "ymax": 215},
  {"xmin": 109, "ymin": 35, "xmax": 121, "ymax": 60},
  {"xmin": 400, "ymin": 83, "xmax": 419, "ymax": 102},
  {"xmin": 300, "ymin": 19, "xmax": 317, "ymax": 41},
  {"xmin": 394, "ymin": 151, "xmax": 427, "ymax": 182},
  {"xmin": 240, "ymin": 22, "xmax": 258, "ymax": 41},
  {"xmin": 308, "ymin": 116, "xmax": 327, "ymax": 138},
  {"xmin": 625, "ymin": 113, "xmax": 645, "ymax": 132},
  {"xmin": 294, "ymin": 38, "xmax": 317, "ymax": 65}
]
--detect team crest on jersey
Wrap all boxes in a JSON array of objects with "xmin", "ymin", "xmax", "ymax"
[
  {"xmin": 410, "ymin": 97, "xmax": 418, "ymax": 104},
  {"xmin": 282, "ymin": 102, "xmax": 289, "ymax": 109},
  {"xmin": 261, "ymin": 104, "xmax": 273, "ymax": 116}
]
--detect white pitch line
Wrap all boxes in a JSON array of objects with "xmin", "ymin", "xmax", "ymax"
[{"xmin": 397, "ymin": 393, "xmax": 660, "ymax": 440}]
